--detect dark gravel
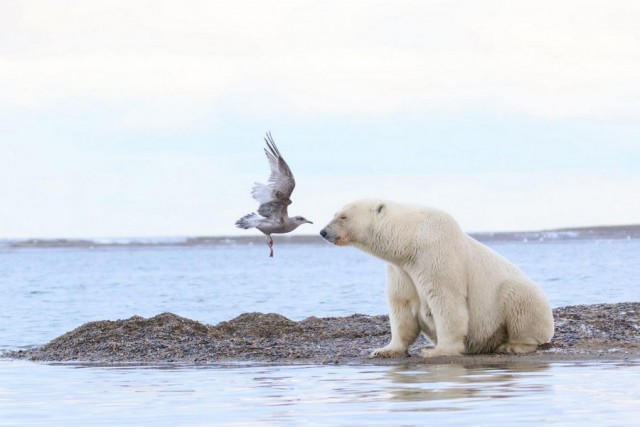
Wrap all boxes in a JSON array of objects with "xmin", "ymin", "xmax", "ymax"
[{"xmin": 5, "ymin": 303, "xmax": 640, "ymax": 365}]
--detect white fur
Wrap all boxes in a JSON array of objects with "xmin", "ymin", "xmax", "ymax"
[{"xmin": 320, "ymin": 199, "xmax": 554, "ymax": 358}]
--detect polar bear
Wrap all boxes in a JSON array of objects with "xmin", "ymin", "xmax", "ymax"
[{"xmin": 319, "ymin": 199, "xmax": 554, "ymax": 358}]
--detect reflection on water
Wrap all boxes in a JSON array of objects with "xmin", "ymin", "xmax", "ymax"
[
  {"xmin": 2, "ymin": 359, "xmax": 638, "ymax": 426},
  {"xmin": 380, "ymin": 363, "xmax": 551, "ymax": 404}
]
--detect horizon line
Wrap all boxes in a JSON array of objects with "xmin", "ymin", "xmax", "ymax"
[{"xmin": 2, "ymin": 223, "xmax": 639, "ymax": 246}]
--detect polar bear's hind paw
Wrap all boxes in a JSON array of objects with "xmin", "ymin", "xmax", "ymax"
[
  {"xmin": 369, "ymin": 347, "xmax": 409, "ymax": 358},
  {"xmin": 496, "ymin": 343, "xmax": 539, "ymax": 354}
]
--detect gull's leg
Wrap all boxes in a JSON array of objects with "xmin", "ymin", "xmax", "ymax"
[{"xmin": 266, "ymin": 235, "xmax": 274, "ymax": 257}]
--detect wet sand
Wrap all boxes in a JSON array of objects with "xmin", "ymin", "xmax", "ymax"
[{"xmin": 6, "ymin": 303, "xmax": 640, "ymax": 365}]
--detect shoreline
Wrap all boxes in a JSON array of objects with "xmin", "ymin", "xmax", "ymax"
[
  {"xmin": 5, "ymin": 303, "xmax": 640, "ymax": 365},
  {"xmin": 3, "ymin": 224, "xmax": 640, "ymax": 249}
]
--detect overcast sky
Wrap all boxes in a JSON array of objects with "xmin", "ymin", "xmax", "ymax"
[{"xmin": 1, "ymin": 0, "xmax": 639, "ymax": 239}]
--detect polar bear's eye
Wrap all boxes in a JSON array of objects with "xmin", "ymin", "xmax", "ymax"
[{"xmin": 340, "ymin": 215, "xmax": 347, "ymax": 220}]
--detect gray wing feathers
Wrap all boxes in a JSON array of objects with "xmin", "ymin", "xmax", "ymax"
[
  {"xmin": 257, "ymin": 199, "xmax": 290, "ymax": 221},
  {"xmin": 249, "ymin": 132, "xmax": 295, "ymax": 220},
  {"xmin": 264, "ymin": 132, "xmax": 296, "ymax": 199}
]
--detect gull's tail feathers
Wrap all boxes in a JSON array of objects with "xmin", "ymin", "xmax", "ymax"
[{"xmin": 235, "ymin": 213, "xmax": 262, "ymax": 229}]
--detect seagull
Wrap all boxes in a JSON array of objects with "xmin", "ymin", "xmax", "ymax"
[{"xmin": 235, "ymin": 132, "xmax": 313, "ymax": 257}]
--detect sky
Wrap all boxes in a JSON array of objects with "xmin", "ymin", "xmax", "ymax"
[{"xmin": 1, "ymin": 0, "xmax": 639, "ymax": 239}]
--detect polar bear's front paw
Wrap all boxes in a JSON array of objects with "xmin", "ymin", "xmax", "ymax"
[{"xmin": 369, "ymin": 346, "xmax": 409, "ymax": 358}]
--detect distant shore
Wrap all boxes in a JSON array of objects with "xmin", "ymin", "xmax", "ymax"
[
  {"xmin": 3, "ymin": 224, "xmax": 640, "ymax": 249},
  {"xmin": 6, "ymin": 303, "xmax": 640, "ymax": 365}
]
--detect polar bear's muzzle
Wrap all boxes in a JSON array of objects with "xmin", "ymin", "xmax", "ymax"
[
  {"xmin": 319, "ymin": 228, "xmax": 335, "ymax": 243},
  {"xmin": 320, "ymin": 228, "xmax": 340, "ymax": 244},
  {"xmin": 320, "ymin": 227, "xmax": 349, "ymax": 246}
]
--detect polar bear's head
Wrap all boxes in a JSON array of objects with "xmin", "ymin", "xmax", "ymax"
[
  {"xmin": 321, "ymin": 199, "xmax": 461, "ymax": 263},
  {"xmin": 319, "ymin": 199, "xmax": 387, "ymax": 247}
]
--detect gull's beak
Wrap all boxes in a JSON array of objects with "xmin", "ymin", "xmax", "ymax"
[{"xmin": 306, "ymin": 220, "xmax": 313, "ymax": 224}]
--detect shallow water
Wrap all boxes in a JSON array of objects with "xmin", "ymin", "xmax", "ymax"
[
  {"xmin": 1, "ymin": 240, "xmax": 640, "ymax": 425},
  {"xmin": 2, "ymin": 360, "xmax": 639, "ymax": 426}
]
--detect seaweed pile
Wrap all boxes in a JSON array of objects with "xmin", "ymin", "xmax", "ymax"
[{"xmin": 6, "ymin": 303, "xmax": 640, "ymax": 364}]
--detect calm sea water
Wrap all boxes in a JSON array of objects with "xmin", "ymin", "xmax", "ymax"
[{"xmin": 1, "ymin": 239, "xmax": 640, "ymax": 425}]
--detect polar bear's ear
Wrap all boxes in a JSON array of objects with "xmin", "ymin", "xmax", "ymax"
[{"xmin": 375, "ymin": 203, "xmax": 385, "ymax": 214}]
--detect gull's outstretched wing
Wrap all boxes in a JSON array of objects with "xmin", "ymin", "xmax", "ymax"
[
  {"xmin": 264, "ymin": 131, "xmax": 296, "ymax": 199},
  {"xmin": 251, "ymin": 132, "xmax": 296, "ymax": 220}
]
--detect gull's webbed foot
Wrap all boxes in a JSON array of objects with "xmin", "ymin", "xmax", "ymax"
[{"xmin": 266, "ymin": 236, "xmax": 274, "ymax": 257}]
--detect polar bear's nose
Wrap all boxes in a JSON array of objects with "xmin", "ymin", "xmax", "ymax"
[{"xmin": 320, "ymin": 229, "xmax": 328, "ymax": 238}]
